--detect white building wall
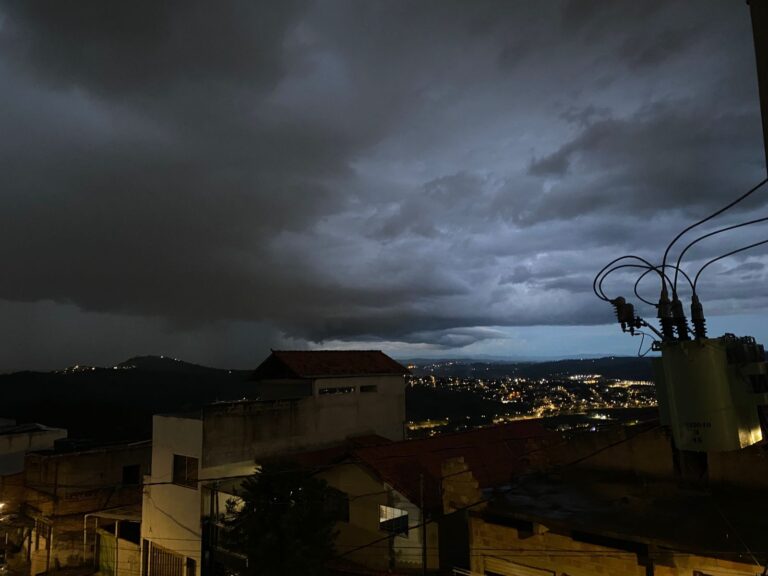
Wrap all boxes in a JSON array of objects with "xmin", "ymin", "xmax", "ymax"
[
  {"xmin": 203, "ymin": 375, "xmax": 405, "ymax": 470},
  {"xmin": 141, "ymin": 415, "xmax": 203, "ymax": 576},
  {"xmin": 0, "ymin": 427, "xmax": 68, "ymax": 475}
]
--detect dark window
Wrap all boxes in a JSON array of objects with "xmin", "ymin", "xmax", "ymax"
[
  {"xmin": 379, "ymin": 505, "xmax": 408, "ymax": 536},
  {"xmin": 325, "ymin": 488, "xmax": 350, "ymax": 522},
  {"xmin": 360, "ymin": 385, "xmax": 377, "ymax": 393},
  {"xmin": 172, "ymin": 454, "xmax": 199, "ymax": 489},
  {"xmin": 186, "ymin": 557, "xmax": 195, "ymax": 576},
  {"xmin": 120, "ymin": 521, "xmax": 140, "ymax": 545},
  {"xmin": 122, "ymin": 464, "xmax": 141, "ymax": 485}
]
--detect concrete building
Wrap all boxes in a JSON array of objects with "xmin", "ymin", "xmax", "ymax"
[
  {"xmin": 455, "ymin": 423, "xmax": 768, "ymax": 576},
  {"xmin": 322, "ymin": 420, "xmax": 554, "ymax": 574},
  {"xmin": 199, "ymin": 419, "xmax": 555, "ymax": 575},
  {"xmin": 0, "ymin": 421, "xmax": 68, "ymax": 574},
  {"xmin": 21, "ymin": 440, "xmax": 151, "ymax": 576},
  {"xmin": 0, "ymin": 422, "xmax": 68, "ymax": 516},
  {"xmin": 0, "ymin": 422, "xmax": 68, "ymax": 479},
  {"xmin": 141, "ymin": 350, "xmax": 409, "ymax": 576}
]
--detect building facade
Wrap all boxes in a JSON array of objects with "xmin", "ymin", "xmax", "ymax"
[{"xmin": 141, "ymin": 350, "xmax": 409, "ymax": 576}]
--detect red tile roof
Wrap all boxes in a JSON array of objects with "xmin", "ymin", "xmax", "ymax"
[
  {"xmin": 352, "ymin": 420, "xmax": 554, "ymax": 512},
  {"xmin": 253, "ymin": 350, "xmax": 409, "ymax": 380}
]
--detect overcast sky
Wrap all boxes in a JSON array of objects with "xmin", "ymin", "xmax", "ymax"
[{"xmin": 0, "ymin": 0, "xmax": 767, "ymax": 371}]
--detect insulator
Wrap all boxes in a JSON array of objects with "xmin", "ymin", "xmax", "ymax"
[
  {"xmin": 671, "ymin": 298, "xmax": 690, "ymax": 341},
  {"xmin": 657, "ymin": 288, "xmax": 675, "ymax": 341},
  {"xmin": 690, "ymin": 294, "xmax": 707, "ymax": 339}
]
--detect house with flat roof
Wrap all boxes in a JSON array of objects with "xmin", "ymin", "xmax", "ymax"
[
  {"xmin": 18, "ymin": 439, "xmax": 151, "ymax": 576},
  {"xmin": 141, "ymin": 350, "xmax": 409, "ymax": 576},
  {"xmin": 453, "ymin": 423, "xmax": 768, "ymax": 576}
]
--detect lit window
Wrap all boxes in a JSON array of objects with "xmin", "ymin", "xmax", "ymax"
[
  {"xmin": 318, "ymin": 386, "xmax": 355, "ymax": 395},
  {"xmin": 379, "ymin": 505, "xmax": 408, "ymax": 536}
]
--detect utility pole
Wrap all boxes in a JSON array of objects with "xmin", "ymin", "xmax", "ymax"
[
  {"xmin": 114, "ymin": 522, "xmax": 119, "ymax": 576},
  {"xmin": 46, "ymin": 461, "xmax": 59, "ymax": 575},
  {"xmin": 420, "ymin": 473, "xmax": 427, "ymax": 576},
  {"xmin": 749, "ymin": 0, "xmax": 768, "ymax": 174}
]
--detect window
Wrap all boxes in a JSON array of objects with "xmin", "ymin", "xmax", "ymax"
[
  {"xmin": 360, "ymin": 385, "xmax": 377, "ymax": 393},
  {"xmin": 172, "ymin": 454, "xmax": 198, "ymax": 489},
  {"xmin": 324, "ymin": 488, "xmax": 349, "ymax": 522},
  {"xmin": 149, "ymin": 542, "xmax": 184, "ymax": 576},
  {"xmin": 379, "ymin": 505, "xmax": 408, "ymax": 536},
  {"xmin": 318, "ymin": 386, "xmax": 355, "ymax": 395},
  {"xmin": 122, "ymin": 464, "xmax": 141, "ymax": 485}
]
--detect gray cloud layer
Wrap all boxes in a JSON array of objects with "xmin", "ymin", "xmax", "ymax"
[{"xmin": 0, "ymin": 0, "xmax": 766, "ymax": 369}]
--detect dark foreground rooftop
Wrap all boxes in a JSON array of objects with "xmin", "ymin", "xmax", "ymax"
[{"xmin": 483, "ymin": 470, "xmax": 768, "ymax": 565}]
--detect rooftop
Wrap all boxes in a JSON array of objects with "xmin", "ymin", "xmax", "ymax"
[
  {"xmin": 252, "ymin": 350, "xmax": 409, "ymax": 380},
  {"xmin": 352, "ymin": 419, "xmax": 554, "ymax": 511},
  {"xmin": 0, "ymin": 422, "xmax": 66, "ymax": 437},
  {"xmin": 483, "ymin": 470, "xmax": 768, "ymax": 565},
  {"xmin": 30, "ymin": 438, "xmax": 151, "ymax": 457}
]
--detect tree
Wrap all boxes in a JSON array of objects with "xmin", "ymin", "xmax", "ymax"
[{"xmin": 224, "ymin": 460, "xmax": 341, "ymax": 576}]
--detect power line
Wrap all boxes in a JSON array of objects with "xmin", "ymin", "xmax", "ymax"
[
  {"xmin": 661, "ymin": 177, "xmax": 768, "ymax": 290},
  {"xmin": 693, "ymin": 238, "xmax": 768, "ymax": 293},
  {"xmin": 673, "ymin": 214, "xmax": 768, "ymax": 294}
]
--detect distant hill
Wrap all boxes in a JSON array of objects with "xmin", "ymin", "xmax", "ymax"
[
  {"xmin": 0, "ymin": 356, "xmax": 254, "ymax": 441},
  {"xmin": 116, "ymin": 355, "xmax": 252, "ymax": 376}
]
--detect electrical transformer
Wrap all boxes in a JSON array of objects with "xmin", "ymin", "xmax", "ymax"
[
  {"xmin": 595, "ymin": 0, "xmax": 768, "ymax": 453},
  {"xmin": 653, "ymin": 334, "xmax": 768, "ymax": 452}
]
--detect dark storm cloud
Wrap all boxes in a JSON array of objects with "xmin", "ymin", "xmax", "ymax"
[
  {"xmin": 0, "ymin": 0, "xmax": 304, "ymax": 94},
  {"xmin": 0, "ymin": 0, "xmax": 765, "ymax": 369},
  {"xmin": 524, "ymin": 101, "xmax": 764, "ymax": 221}
]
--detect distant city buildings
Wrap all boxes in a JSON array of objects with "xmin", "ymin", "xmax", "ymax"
[{"xmin": 406, "ymin": 369, "xmax": 657, "ymax": 437}]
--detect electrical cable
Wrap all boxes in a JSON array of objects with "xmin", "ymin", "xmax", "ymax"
[
  {"xmin": 633, "ymin": 266, "xmax": 694, "ymax": 306},
  {"xmin": 662, "ymin": 177, "xmax": 768, "ymax": 289},
  {"xmin": 592, "ymin": 255, "xmax": 658, "ymax": 301},
  {"xmin": 597, "ymin": 263, "xmax": 692, "ymax": 305},
  {"xmin": 597, "ymin": 263, "xmax": 666, "ymax": 302},
  {"xmin": 634, "ymin": 331, "xmax": 655, "ymax": 358},
  {"xmin": 673, "ymin": 215, "xmax": 768, "ymax": 294},
  {"xmin": 596, "ymin": 261, "xmax": 692, "ymax": 301},
  {"xmin": 708, "ymin": 496, "xmax": 762, "ymax": 569},
  {"xmin": 693, "ymin": 238, "xmax": 768, "ymax": 294}
]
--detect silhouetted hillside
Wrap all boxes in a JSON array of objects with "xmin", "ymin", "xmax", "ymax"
[
  {"xmin": 0, "ymin": 357, "xmax": 253, "ymax": 441},
  {"xmin": 117, "ymin": 355, "xmax": 250, "ymax": 376}
]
